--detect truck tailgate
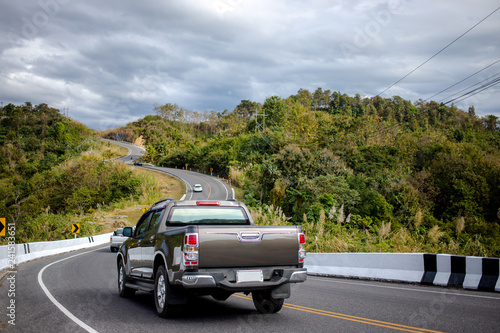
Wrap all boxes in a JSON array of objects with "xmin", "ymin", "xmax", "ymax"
[{"xmin": 198, "ymin": 226, "xmax": 300, "ymax": 268}]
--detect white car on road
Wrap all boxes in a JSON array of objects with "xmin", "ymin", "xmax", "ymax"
[{"xmin": 110, "ymin": 228, "xmax": 129, "ymax": 252}]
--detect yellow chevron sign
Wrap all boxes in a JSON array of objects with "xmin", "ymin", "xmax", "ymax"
[
  {"xmin": 0, "ymin": 218, "xmax": 5, "ymax": 236},
  {"xmin": 72, "ymin": 223, "xmax": 80, "ymax": 234}
]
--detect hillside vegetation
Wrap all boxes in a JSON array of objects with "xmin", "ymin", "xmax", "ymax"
[
  {"xmin": 0, "ymin": 103, "xmax": 183, "ymax": 243},
  {"xmin": 103, "ymin": 89, "xmax": 500, "ymax": 257}
]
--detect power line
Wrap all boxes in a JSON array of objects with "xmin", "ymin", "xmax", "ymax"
[
  {"xmin": 438, "ymin": 71, "xmax": 500, "ymax": 103},
  {"xmin": 363, "ymin": 7, "xmax": 500, "ymax": 142},
  {"xmin": 426, "ymin": 59, "xmax": 500, "ymax": 101},
  {"xmin": 443, "ymin": 76, "xmax": 500, "ymax": 105},
  {"xmin": 377, "ymin": 5, "xmax": 500, "ymax": 97}
]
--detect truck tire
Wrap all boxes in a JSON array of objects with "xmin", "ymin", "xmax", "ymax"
[
  {"xmin": 118, "ymin": 259, "xmax": 135, "ymax": 298},
  {"xmin": 154, "ymin": 265, "xmax": 180, "ymax": 318},
  {"xmin": 252, "ymin": 290, "xmax": 284, "ymax": 314}
]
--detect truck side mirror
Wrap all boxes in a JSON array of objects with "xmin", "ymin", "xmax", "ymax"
[{"xmin": 123, "ymin": 227, "xmax": 133, "ymax": 237}]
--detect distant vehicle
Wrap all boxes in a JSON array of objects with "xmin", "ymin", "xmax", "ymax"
[
  {"xmin": 133, "ymin": 161, "xmax": 143, "ymax": 166},
  {"xmin": 110, "ymin": 228, "xmax": 128, "ymax": 252},
  {"xmin": 193, "ymin": 184, "xmax": 203, "ymax": 192}
]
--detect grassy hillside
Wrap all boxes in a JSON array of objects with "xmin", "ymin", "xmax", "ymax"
[
  {"xmin": 103, "ymin": 91, "xmax": 500, "ymax": 256},
  {"xmin": 0, "ymin": 103, "xmax": 183, "ymax": 244}
]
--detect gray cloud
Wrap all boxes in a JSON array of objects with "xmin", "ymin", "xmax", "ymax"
[{"xmin": 1, "ymin": 0, "xmax": 499, "ymax": 129}]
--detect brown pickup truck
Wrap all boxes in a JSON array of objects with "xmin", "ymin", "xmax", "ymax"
[{"xmin": 117, "ymin": 198, "xmax": 307, "ymax": 318}]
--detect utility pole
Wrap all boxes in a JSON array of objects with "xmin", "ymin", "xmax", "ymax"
[{"xmin": 255, "ymin": 109, "xmax": 267, "ymax": 132}]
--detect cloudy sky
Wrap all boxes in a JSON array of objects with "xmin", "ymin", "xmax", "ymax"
[{"xmin": 1, "ymin": 0, "xmax": 499, "ymax": 129}]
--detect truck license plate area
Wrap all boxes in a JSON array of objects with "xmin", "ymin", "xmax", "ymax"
[{"xmin": 236, "ymin": 270, "xmax": 263, "ymax": 283}]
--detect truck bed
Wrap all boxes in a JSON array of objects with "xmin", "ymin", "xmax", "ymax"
[{"xmin": 197, "ymin": 225, "xmax": 301, "ymax": 268}]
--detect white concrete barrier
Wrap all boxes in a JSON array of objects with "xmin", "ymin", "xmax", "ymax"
[
  {"xmin": 0, "ymin": 233, "xmax": 112, "ymax": 271},
  {"xmin": 433, "ymin": 254, "xmax": 452, "ymax": 286},
  {"xmin": 305, "ymin": 252, "xmax": 500, "ymax": 292},
  {"xmin": 306, "ymin": 253, "xmax": 425, "ymax": 283},
  {"xmin": 463, "ymin": 256, "xmax": 483, "ymax": 290}
]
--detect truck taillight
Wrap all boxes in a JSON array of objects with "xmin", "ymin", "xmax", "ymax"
[
  {"xmin": 186, "ymin": 234, "xmax": 198, "ymax": 245},
  {"xmin": 184, "ymin": 233, "xmax": 199, "ymax": 267},
  {"xmin": 298, "ymin": 233, "xmax": 306, "ymax": 263},
  {"xmin": 299, "ymin": 233, "xmax": 305, "ymax": 245}
]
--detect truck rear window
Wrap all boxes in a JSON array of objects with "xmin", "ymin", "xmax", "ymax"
[{"xmin": 168, "ymin": 207, "xmax": 250, "ymax": 225}]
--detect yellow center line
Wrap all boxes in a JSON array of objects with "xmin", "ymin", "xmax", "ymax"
[
  {"xmin": 180, "ymin": 171, "xmax": 213, "ymax": 199},
  {"xmin": 233, "ymin": 294, "xmax": 445, "ymax": 333}
]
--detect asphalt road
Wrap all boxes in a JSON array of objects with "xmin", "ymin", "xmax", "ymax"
[
  {"xmin": 103, "ymin": 139, "xmax": 232, "ymax": 201},
  {"xmin": 1, "ymin": 245, "xmax": 499, "ymax": 332},
  {"xmin": 140, "ymin": 165, "xmax": 233, "ymax": 201},
  {"xmin": 1, "ymin": 140, "xmax": 498, "ymax": 332},
  {"xmin": 101, "ymin": 139, "xmax": 146, "ymax": 163}
]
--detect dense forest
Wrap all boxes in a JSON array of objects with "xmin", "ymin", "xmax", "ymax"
[
  {"xmin": 103, "ymin": 89, "xmax": 500, "ymax": 257},
  {"xmin": 0, "ymin": 103, "xmax": 145, "ymax": 242},
  {"xmin": 1, "ymin": 92, "xmax": 499, "ymax": 256}
]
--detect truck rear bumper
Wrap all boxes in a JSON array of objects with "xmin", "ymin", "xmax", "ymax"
[
  {"xmin": 290, "ymin": 269, "xmax": 308, "ymax": 282},
  {"xmin": 182, "ymin": 274, "xmax": 217, "ymax": 288},
  {"xmin": 180, "ymin": 268, "xmax": 307, "ymax": 290}
]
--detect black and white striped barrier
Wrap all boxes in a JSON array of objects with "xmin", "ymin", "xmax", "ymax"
[
  {"xmin": 422, "ymin": 253, "xmax": 499, "ymax": 291},
  {"xmin": 305, "ymin": 253, "xmax": 500, "ymax": 292}
]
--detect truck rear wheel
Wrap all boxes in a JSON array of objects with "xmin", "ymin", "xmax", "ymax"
[
  {"xmin": 252, "ymin": 291, "xmax": 284, "ymax": 314},
  {"xmin": 154, "ymin": 265, "xmax": 180, "ymax": 318},
  {"xmin": 118, "ymin": 259, "xmax": 135, "ymax": 298}
]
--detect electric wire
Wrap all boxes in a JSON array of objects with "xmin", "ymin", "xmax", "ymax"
[
  {"xmin": 256, "ymin": 7, "xmax": 500, "ymax": 148},
  {"xmin": 438, "ymin": 71, "xmax": 500, "ymax": 103},
  {"xmin": 377, "ymin": 5, "xmax": 500, "ymax": 97},
  {"xmin": 443, "ymin": 76, "xmax": 500, "ymax": 105},
  {"xmin": 426, "ymin": 59, "xmax": 500, "ymax": 101},
  {"xmin": 364, "ymin": 7, "xmax": 500, "ymax": 142}
]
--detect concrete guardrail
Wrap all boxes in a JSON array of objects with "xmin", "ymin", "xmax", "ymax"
[
  {"xmin": 2, "ymin": 236, "xmax": 499, "ymax": 293},
  {"xmin": 0, "ymin": 233, "xmax": 112, "ymax": 272},
  {"xmin": 305, "ymin": 252, "xmax": 500, "ymax": 292}
]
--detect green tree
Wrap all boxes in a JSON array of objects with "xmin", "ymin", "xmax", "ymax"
[
  {"xmin": 294, "ymin": 89, "xmax": 313, "ymax": 107},
  {"xmin": 312, "ymin": 87, "xmax": 324, "ymax": 109},
  {"xmin": 485, "ymin": 115, "xmax": 498, "ymax": 131},
  {"xmin": 234, "ymin": 100, "xmax": 261, "ymax": 118},
  {"xmin": 262, "ymin": 96, "xmax": 289, "ymax": 129}
]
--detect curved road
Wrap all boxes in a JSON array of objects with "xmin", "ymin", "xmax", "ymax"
[
  {"xmin": 1, "ymin": 141, "xmax": 499, "ymax": 332},
  {"xmin": 140, "ymin": 165, "xmax": 233, "ymax": 201},
  {"xmin": 103, "ymin": 139, "xmax": 232, "ymax": 201},
  {"xmin": 102, "ymin": 139, "xmax": 146, "ymax": 163}
]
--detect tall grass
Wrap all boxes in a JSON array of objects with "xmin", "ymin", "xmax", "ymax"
[{"xmin": 251, "ymin": 204, "xmax": 490, "ymax": 256}]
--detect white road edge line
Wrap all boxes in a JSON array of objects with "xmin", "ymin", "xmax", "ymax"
[
  {"xmin": 308, "ymin": 276, "xmax": 500, "ymax": 300},
  {"xmin": 38, "ymin": 247, "xmax": 105, "ymax": 333},
  {"xmin": 211, "ymin": 176, "xmax": 230, "ymax": 200}
]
